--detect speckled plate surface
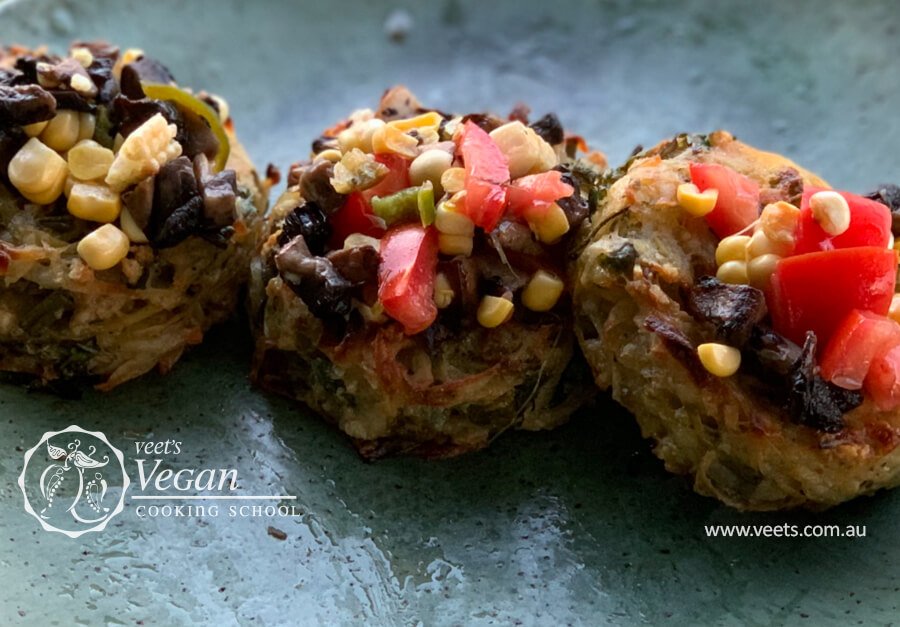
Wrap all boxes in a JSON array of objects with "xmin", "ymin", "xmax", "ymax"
[{"xmin": 2, "ymin": 1, "xmax": 900, "ymax": 625}]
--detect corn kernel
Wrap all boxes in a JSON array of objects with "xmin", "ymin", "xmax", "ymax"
[
  {"xmin": 7, "ymin": 137, "xmax": 68, "ymax": 205},
  {"xmin": 67, "ymin": 183, "xmax": 122, "ymax": 223},
  {"xmin": 677, "ymin": 182, "xmax": 718, "ymax": 217},
  {"xmin": 748, "ymin": 229, "xmax": 792, "ymax": 258},
  {"xmin": 890, "ymin": 295, "xmax": 900, "ymax": 325},
  {"xmin": 113, "ymin": 48, "xmax": 144, "ymax": 81},
  {"xmin": 759, "ymin": 201, "xmax": 800, "ymax": 243},
  {"xmin": 70, "ymin": 73, "xmax": 96, "ymax": 97},
  {"xmin": 438, "ymin": 233, "xmax": 473, "ymax": 256},
  {"xmin": 715, "ymin": 235, "xmax": 750, "ymax": 265},
  {"xmin": 748, "ymin": 253, "xmax": 781, "ymax": 289},
  {"xmin": 410, "ymin": 149, "xmax": 453, "ymax": 195},
  {"xmin": 23, "ymin": 120, "xmax": 48, "ymax": 137},
  {"xmin": 521, "ymin": 270, "xmax": 565, "ymax": 312},
  {"xmin": 315, "ymin": 149, "xmax": 343, "ymax": 163},
  {"xmin": 434, "ymin": 272, "xmax": 454, "ymax": 309},
  {"xmin": 370, "ymin": 123, "xmax": 418, "ymax": 158},
  {"xmin": 389, "ymin": 111, "xmax": 443, "ymax": 133},
  {"xmin": 106, "ymin": 113, "xmax": 182, "ymax": 192},
  {"xmin": 77, "ymin": 112, "xmax": 96, "ymax": 142},
  {"xmin": 489, "ymin": 121, "xmax": 541, "ymax": 178},
  {"xmin": 528, "ymin": 202, "xmax": 570, "ymax": 244},
  {"xmin": 338, "ymin": 118, "xmax": 385, "ymax": 154},
  {"xmin": 477, "ymin": 295, "xmax": 514, "ymax": 328},
  {"xmin": 41, "ymin": 110, "xmax": 81, "ymax": 152},
  {"xmin": 119, "ymin": 206, "xmax": 149, "ymax": 244},
  {"xmin": 716, "ymin": 260, "xmax": 748, "ymax": 285},
  {"xmin": 67, "ymin": 139, "xmax": 115, "ymax": 181},
  {"xmin": 809, "ymin": 190, "xmax": 850, "ymax": 236},
  {"xmin": 440, "ymin": 167, "xmax": 466, "ymax": 194},
  {"xmin": 697, "ymin": 342, "xmax": 741, "ymax": 377},
  {"xmin": 435, "ymin": 203, "xmax": 475, "ymax": 236},
  {"xmin": 77, "ymin": 224, "xmax": 130, "ymax": 270},
  {"xmin": 70, "ymin": 46, "xmax": 94, "ymax": 68}
]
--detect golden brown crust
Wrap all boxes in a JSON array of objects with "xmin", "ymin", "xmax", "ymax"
[{"xmin": 573, "ymin": 131, "xmax": 900, "ymax": 510}]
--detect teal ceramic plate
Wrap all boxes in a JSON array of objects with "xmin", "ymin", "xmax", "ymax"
[{"xmin": 1, "ymin": 1, "xmax": 899, "ymax": 624}]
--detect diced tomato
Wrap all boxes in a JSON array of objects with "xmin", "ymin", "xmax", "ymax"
[
  {"xmin": 820, "ymin": 310, "xmax": 900, "ymax": 389},
  {"xmin": 793, "ymin": 187, "xmax": 892, "ymax": 254},
  {"xmin": 460, "ymin": 120, "xmax": 510, "ymax": 232},
  {"xmin": 506, "ymin": 171, "xmax": 574, "ymax": 219},
  {"xmin": 865, "ymin": 345, "xmax": 900, "ymax": 411},
  {"xmin": 377, "ymin": 224, "xmax": 439, "ymax": 335},
  {"xmin": 328, "ymin": 192, "xmax": 385, "ymax": 249},
  {"xmin": 362, "ymin": 154, "xmax": 411, "ymax": 203},
  {"xmin": 689, "ymin": 163, "xmax": 760, "ymax": 238},
  {"xmin": 768, "ymin": 247, "xmax": 898, "ymax": 349}
]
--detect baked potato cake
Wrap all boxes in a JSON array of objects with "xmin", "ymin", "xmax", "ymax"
[
  {"xmin": 573, "ymin": 130, "xmax": 900, "ymax": 510},
  {"xmin": 0, "ymin": 42, "xmax": 267, "ymax": 390},
  {"xmin": 250, "ymin": 87, "xmax": 600, "ymax": 458}
]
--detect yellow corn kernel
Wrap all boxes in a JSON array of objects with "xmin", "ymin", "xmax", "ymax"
[
  {"xmin": 338, "ymin": 118, "xmax": 385, "ymax": 154},
  {"xmin": 77, "ymin": 112, "xmax": 96, "ymax": 142},
  {"xmin": 70, "ymin": 46, "xmax": 94, "ymax": 68},
  {"xmin": 106, "ymin": 113, "xmax": 182, "ymax": 192},
  {"xmin": 716, "ymin": 260, "xmax": 748, "ymax": 285},
  {"xmin": 488, "ymin": 121, "xmax": 556, "ymax": 178},
  {"xmin": 23, "ymin": 120, "xmax": 48, "ymax": 137},
  {"xmin": 7, "ymin": 137, "xmax": 68, "ymax": 205},
  {"xmin": 370, "ymin": 123, "xmax": 419, "ymax": 158},
  {"xmin": 477, "ymin": 295, "xmax": 514, "ymax": 328},
  {"xmin": 77, "ymin": 224, "xmax": 130, "ymax": 271},
  {"xmin": 677, "ymin": 182, "xmax": 718, "ymax": 217},
  {"xmin": 64, "ymin": 174, "xmax": 79, "ymax": 197},
  {"xmin": 809, "ymin": 190, "xmax": 850, "ymax": 236},
  {"xmin": 440, "ymin": 167, "xmax": 466, "ymax": 194},
  {"xmin": 759, "ymin": 201, "xmax": 800, "ymax": 243},
  {"xmin": 67, "ymin": 139, "xmax": 115, "ymax": 181},
  {"xmin": 748, "ymin": 253, "xmax": 781, "ymax": 289},
  {"xmin": 748, "ymin": 229, "xmax": 793, "ymax": 258},
  {"xmin": 112, "ymin": 48, "xmax": 144, "ymax": 80},
  {"xmin": 697, "ymin": 342, "xmax": 741, "ymax": 377},
  {"xmin": 315, "ymin": 149, "xmax": 343, "ymax": 163},
  {"xmin": 119, "ymin": 206, "xmax": 149, "ymax": 244},
  {"xmin": 435, "ymin": 202, "xmax": 475, "ymax": 236},
  {"xmin": 889, "ymin": 294, "xmax": 900, "ymax": 325},
  {"xmin": 438, "ymin": 233, "xmax": 473, "ymax": 256},
  {"xmin": 528, "ymin": 202, "xmax": 570, "ymax": 244},
  {"xmin": 715, "ymin": 235, "xmax": 751, "ymax": 265},
  {"xmin": 40, "ymin": 110, "xmax": 81, "ymax": 152},
  {"xmin": 67, "ymin": 183, "xmax": 122, "ymax": 223},
  {"xmin": 410, "ymin": 149, "xmax": 453, "ymax": 195},
  {"xmin": 71, "ymin": 73, "xmax": 97, "ymax": 97},
  {"xmin": 521, "ymin": 270, "xmax": 565, "ymax": 312},
  {"xmin": 434, "ymin": 272, "xmax": 454, "ymax": 309}
]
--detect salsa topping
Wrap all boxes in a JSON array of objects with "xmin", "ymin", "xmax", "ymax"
[
  {"xmin": 275, "ymin": 88, "xmax": 602, "ymax": 340},
  {"xmin": 674, "ymin": 152, "xmax": 900, "ymax": 421},
  {"xmin": 0, "ymin": 42, "xmax": 240, "ymax": 272}
]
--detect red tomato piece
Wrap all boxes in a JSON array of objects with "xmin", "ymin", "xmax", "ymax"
[
  {"xmin": 328, "ymin": 192, "xmax": 384, "ymax": 249},
  {"xmin": 820, "ymin": 310, "xmax": 900, "ymax": 389},
  {"xmin": 377, "ymin": 224, "xmax": 439, "ymax": 335},
  {"xmin": 689, "ymin": 163, "xmax": 760, "ymax": 238},
  {"xmin": 362, "ymin": 154, "xmax": 411, "ymax": 204},
  {"xmin": 794, "ymin": 186, "xmax": 892, "ymax": 254},
  {"xmin": 328, "ymin": 192, "xmax": 385, "ymax": 249},
  {"xmin": 768, "ymin": 247, "xmax": 898, "ymax": 349},
  {"xmin": 460, "ymin": 121, "xmax": 510, "ymax": 232},
  {"xmin": 506, "ymin": 171, "xmax": 574, "ymax": 219},
  {"xmin": 865, "ymin": 344, "xmax": 900, "ymax": 411}
]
